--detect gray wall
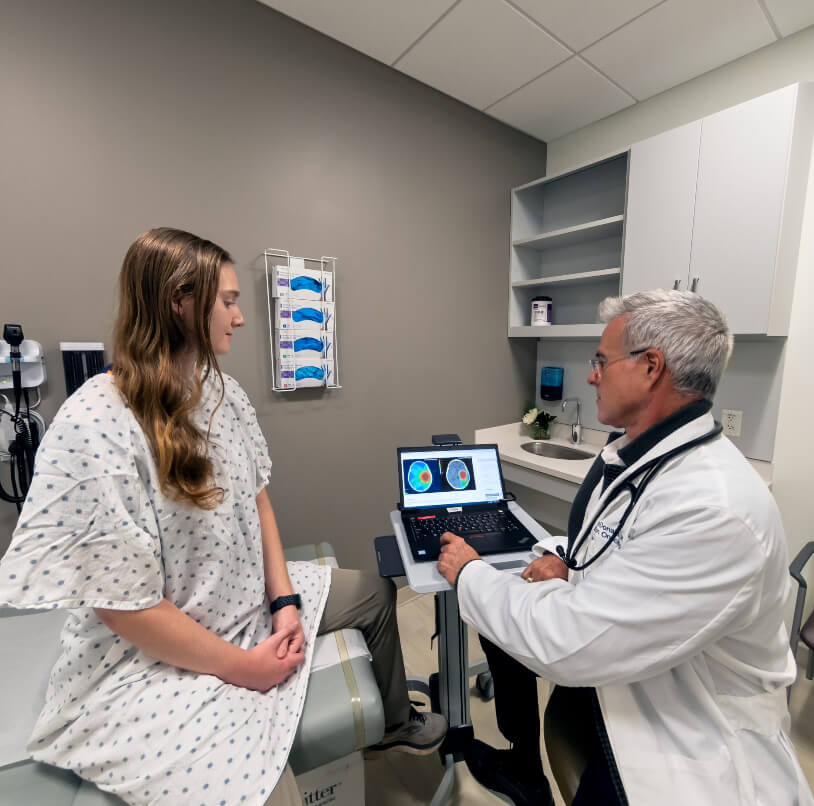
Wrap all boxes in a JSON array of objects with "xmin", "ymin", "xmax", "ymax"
[{"xmin": 0, "ymin": 0, "xmax": 546, "ymax": 570}]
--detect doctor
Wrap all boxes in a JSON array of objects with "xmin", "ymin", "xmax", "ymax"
[{"xmin": 438, "ymin": 290, "xmax": 812, "ymax": 805}]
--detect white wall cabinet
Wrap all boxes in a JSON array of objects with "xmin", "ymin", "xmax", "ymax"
[
  {"xmin": 622, "ymin": 121, "xmax": 700, "ymax": 296},
  {"xmin": 622, "ymin": 84, "xmax": 814, "ymax": 336},
  {"xmin": 689, "ymin": 86, "xmax": 797, "ymax": 335}
]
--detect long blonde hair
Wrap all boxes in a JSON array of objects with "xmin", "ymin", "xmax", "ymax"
[{"xmin": 113, "ymin": 227, "xmax": 232, "ymax": 509}]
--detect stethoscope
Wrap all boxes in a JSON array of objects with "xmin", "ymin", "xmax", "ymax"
[{"xmin": 556, "ymin": 423, "xmax": 723, "ymax": 573}]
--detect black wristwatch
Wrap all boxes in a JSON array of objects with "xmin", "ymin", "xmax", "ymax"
[{"xmin": 270, "ymin": 593, "xmax": 301, "ymax": 614}]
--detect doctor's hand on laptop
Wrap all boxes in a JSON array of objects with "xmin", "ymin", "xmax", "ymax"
[
  {"xmin": 438, "ymin": 532, "xmax": 482, "ymax": 585},
  {"xmin": 438, "ymin": 532, "xmax": 569, "ymax": 586},
  {"xmin": 521, "ymin": 555, "xmax": 568, "ymax": 584}
]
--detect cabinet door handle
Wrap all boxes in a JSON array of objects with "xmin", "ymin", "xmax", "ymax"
[
  {"xmin": 673, "ymin": 279, "xmax": 681, "ymax": 290},
  {"xmin": 691, "ymin": 277, "xmax": 700, "ymax": 292}
]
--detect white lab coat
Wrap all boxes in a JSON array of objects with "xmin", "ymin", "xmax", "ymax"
[{"xmin": 457, "ymin": 412, "xmax": 812, "ymax": 805}]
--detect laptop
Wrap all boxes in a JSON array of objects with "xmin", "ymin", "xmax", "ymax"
[{"xmin": 397, "ymin": 443, "xmax": 537, "ymax": 563}]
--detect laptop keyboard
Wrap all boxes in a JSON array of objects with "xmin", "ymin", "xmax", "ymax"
[
  {"xmin": 410, "ymin": 509, "xmax": 519, "ymax": 539},
  {"xmin": 405, "ymin": 508, "xmax": 533, "ymax": 561}
]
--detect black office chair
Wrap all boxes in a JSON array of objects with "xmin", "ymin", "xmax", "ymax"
[{"xmin": 789, "ymin": 541, "xmax": 814, "ymax": 683}]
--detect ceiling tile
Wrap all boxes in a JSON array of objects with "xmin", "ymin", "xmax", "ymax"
[
  {"xmin": 394, "ymin": 0, "xmax": 571, "ymax": 110},
  {"xmin": 509, "ymin": 0, "xmax": 663, "ymax": 51},
  {"xmin": 762, "ymin": 0, "xmax": 814, "ymax": 37},
  {"xmin": 487, "ymin": 57, "xmax": 634, "ymax": 141},
  {"xmin": 582, "ymin": 0, "xmax": 776, "ymax": 100},
  {"xmin": 256, "ymin": 0, "xmax": 456, "ymax": 64}
]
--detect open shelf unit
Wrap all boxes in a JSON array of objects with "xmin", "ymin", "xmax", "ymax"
[
  {"xmin": 512, "ymin": 215, "xmax": 624, "ymax": 250},
  {"xmin": 509, "ymin": 152, "xmax": 629, "ymax": 335},
  {"xmin": 509, "ymin": 324, "xmax": 605, "ymax": 339},
  {"xmin": 511, "ymin": 268, "xmax": 621, "ymax": 290}
]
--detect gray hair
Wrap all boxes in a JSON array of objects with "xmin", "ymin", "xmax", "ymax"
[{"xmin": 598, "ymin": 289, "xmax": 733, "ymax": 398}]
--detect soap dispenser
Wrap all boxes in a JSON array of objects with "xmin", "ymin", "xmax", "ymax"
[{"xmin": 540, "ymin": 366, "xmax": 564, "ymax": 401}]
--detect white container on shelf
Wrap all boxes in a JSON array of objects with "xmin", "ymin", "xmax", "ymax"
[{"xmin": 531, "ymin": 296, "xmax": 552, "ymax": 326}]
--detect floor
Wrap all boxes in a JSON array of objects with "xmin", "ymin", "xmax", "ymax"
[{"xmin": 362, "ymin": 587, "xmax": 814, "ymax": 805}]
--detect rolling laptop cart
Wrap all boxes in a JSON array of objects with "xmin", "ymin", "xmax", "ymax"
[{"xmin": 374, "ymin": 435, "xmax": 545, "ymax": 805}]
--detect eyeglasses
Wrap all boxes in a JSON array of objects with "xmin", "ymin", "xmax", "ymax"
[{"xmin": 588, "ymin": 348, "xmax": 647, "ymax": 375}]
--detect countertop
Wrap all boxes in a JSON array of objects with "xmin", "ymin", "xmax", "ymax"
[{"xmin": 475, "ymin": 422, "xmax": 773, "ymax": 488}]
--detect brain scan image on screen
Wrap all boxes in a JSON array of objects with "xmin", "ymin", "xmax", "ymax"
[
  {"xmin": 439, "ymin": 457, "xmax": 476, "ymax": 492},
  {"xmin": 445, "ymin": 458, "xmax": 471, "ymax": 490},
  {"xmin": 407, "ymin": 460, "xmax": 433, "ymax": 493}
]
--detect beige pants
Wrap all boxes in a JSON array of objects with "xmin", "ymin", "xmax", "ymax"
[
  {"xmin": 317, "ymin": 567, "xmax": 411, "ymax": 729},
  {"xmin": 265, "ymin": 567, "xmax": 412, "ymax": 803}
]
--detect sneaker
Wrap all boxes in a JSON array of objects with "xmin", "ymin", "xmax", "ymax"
[
  {"xmin": 368, "ymin": 706, "xmax": 448, "ymax": 755},
  {"xmin": 465, "ymin": 739, "xmax": 554, "ymax": 806}
]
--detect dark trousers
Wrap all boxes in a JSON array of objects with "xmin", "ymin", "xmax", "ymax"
[
  {"xmin": 479, "ymin": 635, "xmax": 625, "ymax": 805},
  {"xmin": 479, "ymin": 634, "xmax": 541, "ymax": 754}
]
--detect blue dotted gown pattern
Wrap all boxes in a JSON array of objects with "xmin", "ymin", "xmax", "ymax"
[{"xmin": 0, "ymin": 372, "xmax": 331, "ymax": 805}]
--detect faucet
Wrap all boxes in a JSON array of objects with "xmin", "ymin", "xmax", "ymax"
[{"xmin": 562, "ymin": 397, "xmax": 582, "ymax": 444}]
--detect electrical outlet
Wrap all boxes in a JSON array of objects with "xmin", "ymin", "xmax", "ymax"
[{"xmin": 721, "ymin": 409, "xmax": 743, "ymax": 437}]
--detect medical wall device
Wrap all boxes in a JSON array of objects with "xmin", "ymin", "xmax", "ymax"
[
  {"xmin": 0, "ymin": 324, "xmax": 45, "ymax": 513},
  {"xmin": 0, "ymin": 335, "xmax": 45, "ymax": 391},
  {"xmin": 60, "ymin": 342, "xmax": 106, "ymax": 396},
  {"xmin": 264, "ymin": 249, "xmax": 341, "ymax": 392}
]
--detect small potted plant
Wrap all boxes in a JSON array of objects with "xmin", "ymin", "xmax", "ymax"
[{"xmin": 522, "ymin": 404, "xmax": 557, "ymax": 440}]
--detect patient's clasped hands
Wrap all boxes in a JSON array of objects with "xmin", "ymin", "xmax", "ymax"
[
  {"xmin": 273, "ymin": 605, "xmax": 306, "ymax": 657},
  {"xmin": 227, "ymin": 613, "xmax": 306, "ymax": 693},
  {"xmin": 240, "ymin": 624, "xmax": 304, "ymax": 692}
]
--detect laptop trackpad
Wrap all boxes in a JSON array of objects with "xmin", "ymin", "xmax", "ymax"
[
  {"xmin": 463, "ymin": 532, "xmax": 506, "ymax": 554},
  {"xmin": 491, "ymin": 560, "xmax": 527, "ymax": 571}
]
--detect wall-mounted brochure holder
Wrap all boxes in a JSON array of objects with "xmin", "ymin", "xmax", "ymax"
[{"xmin": 264, "ymin": 249, "xmax": 341, "ymax": 392}]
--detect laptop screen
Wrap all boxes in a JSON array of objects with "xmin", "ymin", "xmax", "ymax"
[{"xmin": 398, "ymin": 444, "xmax": 506, "ymax": 510}]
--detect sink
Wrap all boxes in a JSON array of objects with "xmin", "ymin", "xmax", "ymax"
[{"xmin": 520, "ymin": 442, "xmax": 594, "ymax": 460}]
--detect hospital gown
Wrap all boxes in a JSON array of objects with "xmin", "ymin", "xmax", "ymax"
[{"xmin": 0, "ymin": 371, "xmax": 330, "ymax": 805}]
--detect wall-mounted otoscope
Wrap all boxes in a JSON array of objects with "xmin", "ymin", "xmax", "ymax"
[
  {"xmin": 4, "ymin": 324, "xmax": 24, "ymax": 415},
  {"xmin": 0, "ymin": 324, "xmax": 45, "ymax": 511}
]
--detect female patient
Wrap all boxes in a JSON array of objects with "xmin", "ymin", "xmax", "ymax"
[{"xmin": 0, "ymin": 228, "xmax": 445, "ymax": 805}]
